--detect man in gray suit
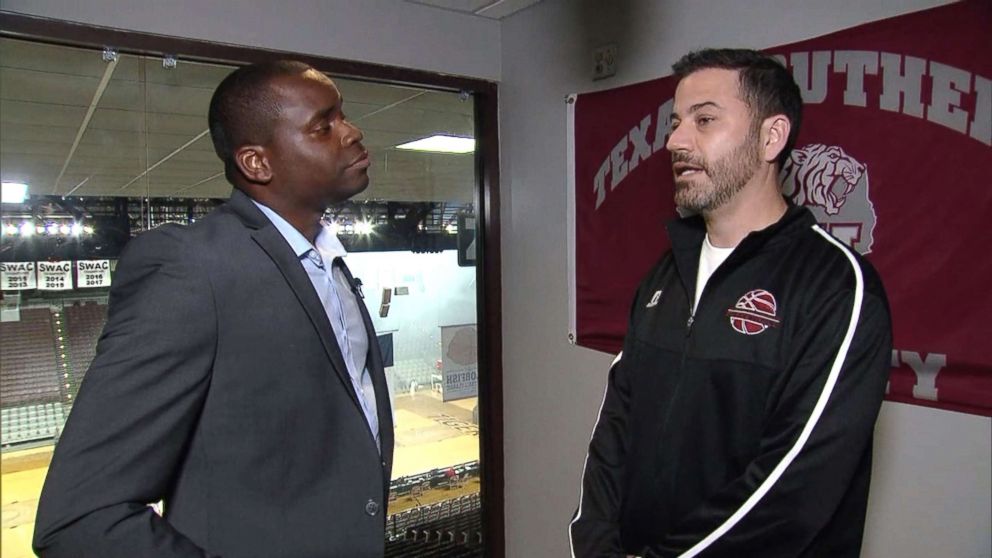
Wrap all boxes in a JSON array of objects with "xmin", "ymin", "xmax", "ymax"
[{"xmin": 34, "ymin": 60, "xmax": 394, "ymax": 557}]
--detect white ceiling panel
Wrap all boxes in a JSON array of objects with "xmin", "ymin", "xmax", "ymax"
[{"xmin": 0, "ymin": 37, "xmax": 479, "ymax": 203}]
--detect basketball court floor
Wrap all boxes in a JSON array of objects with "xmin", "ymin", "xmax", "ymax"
[{"xmin": 1, "ymin": 393, "xmax": 480, "ymax": 558}]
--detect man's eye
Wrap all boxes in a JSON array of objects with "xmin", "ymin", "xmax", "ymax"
[
  {"xmin": 697, "ymin": 116, "xmax": 714, "ymax": 126},
  {"xmin": 670, "ymin": 120, "xmax": 681, "ymax": 132}
]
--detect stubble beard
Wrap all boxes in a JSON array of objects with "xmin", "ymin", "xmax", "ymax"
[{"xmin": 673, "ymin": 129, "xmax": 762, "ymax": 214}]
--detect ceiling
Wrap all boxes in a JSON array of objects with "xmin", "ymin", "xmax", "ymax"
[
  {"xmin": 402, "ymin": 0, "xmax": 543, "ymax": 19},
  {"xmin": 0, "ymin": 37, "xmax": 478, "ymax": 204}
]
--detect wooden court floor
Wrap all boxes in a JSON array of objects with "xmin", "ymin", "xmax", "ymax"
[{"xmin": 1, "ymin": 393, "xmax": 479, "ymax": 558}]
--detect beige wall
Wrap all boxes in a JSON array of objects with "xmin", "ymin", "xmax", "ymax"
[{"xmin": 498, "ymin": 1, "xmax": 991, "ymax": 557}]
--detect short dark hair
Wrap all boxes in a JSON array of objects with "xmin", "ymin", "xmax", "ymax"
[
  {"xmin": 672, "ymin": 48, "xmax": 802, "ymax": 167},
  {"xmin": 208, "ymin": 60, "xmax": 314, "ymax": 184}
]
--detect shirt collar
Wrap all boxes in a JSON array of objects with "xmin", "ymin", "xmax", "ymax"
[{"xmin": 251, "ymin": 200, "xmax": 348, "ymax": 261}]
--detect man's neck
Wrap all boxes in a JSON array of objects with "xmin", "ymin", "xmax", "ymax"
[
  {"xmin": 702, "ymin": 165, "xmax": 788, "ymax": 248},
  {"xmin": 250, "ymin": 191, "xmax": 324, "ymax": 244}
]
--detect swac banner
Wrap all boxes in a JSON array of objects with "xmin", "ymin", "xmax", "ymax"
[
  {"xmin": 566, "ymin": 0, "xmax": 991, "ymax": 416},
  {"xmin": 0, "ymin": 262, "xmax": 36, "ymax": 290},
  {"xmin": 37, "ymin": 261, "xmax": 73, "ymax": 291},
  {"xmin": 76, "ymin": 260, "xmax": 112, "ymax": 289}
]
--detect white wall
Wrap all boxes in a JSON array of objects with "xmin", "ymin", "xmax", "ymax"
[
  {"xmin": 499, "ymin": 1, "xmax": 991, "ymax": 557},
  {"xmin": 0, "ymin": 0, "xmax": 500, "ymax": 80}
]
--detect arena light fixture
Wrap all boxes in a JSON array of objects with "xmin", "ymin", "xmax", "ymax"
[
  {"xmin": 3, "ymin": 223, "xmax": 18, "ymax": 236},
  {"xmin": 395, "ymin": 135, "xmax": 475, "ymax": 154},
  {"xmin": 83, "ymin": 225, "xmax": 95, "ymax": 234},
  {"xmin": 59, "ymin": 224, "xmax": 71, "ymax": 235},
  {"xmin": 1, "ymin": 182, "xmax": 28, "ymax": 204},
  {"xmin": 46, "ymin": 223, "xmax": 60, "ymax": 235},
  {"xmin": 355, "ymin": 220, "xmax": 374, "ymax": 235},
  {"xmin": 71, "ymin": 223, "xmax": 84, "ymax": 237},
  {"xmin": 20, "ymin": 222, "xmax": 34, "ymax": 237}
]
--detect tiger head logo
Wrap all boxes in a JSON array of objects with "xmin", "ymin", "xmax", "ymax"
[{"xmin": 780, "ymin": 144, "xmax": 877, "ymax": 254}]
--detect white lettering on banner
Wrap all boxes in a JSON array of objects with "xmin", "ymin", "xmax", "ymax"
[
  {"xmin": 627, "ymin": 115, "xmax": 653, "ymax": 174},
  {"xmin": 879, "ymin": 53, "xmax": 926, "ymax": 118},
  {"xmin": 790, "ymin": 51, "xmax": 831, "ymax": 104},
  {"xmin": 590, "ymin": 50, "xmax": 990, "ymax": 211},
  {"xmin": 972, "ymin": 75, "xmax": 991, "ymax": 145},
  {"xmin": 593, "ymin": 99, "xmax": 674, "ymax": 210},
  {"xmin": 928, "ymin": 61, "xmax": 973, "ymax": 134},
  {"xmin": 891, "ymin": 350, "xmax": 947, "ymax": 401},
  {"xmin": 610, "ymin": 136, "xmax": 629, "ymax": 190},
  {"xmin": 652, "ymin": 99, "xmax": 674, "ymax": 152},
  {"xmin": 834, "ymin": 50, "xmax": 879, "ymax": 107}
]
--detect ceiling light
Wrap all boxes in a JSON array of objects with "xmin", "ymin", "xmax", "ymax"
[
  {"xmin": 2, "ymin": 182, "xmax": 28, "ymax": 204},
  {"xmin": 83, "ymin": 225, "xmax": 94, "ymax": 234},
  {"xmin": 3, "ymin": 224, "xmax": 18, "ymax": 236},
  {"xmin": 355, "ymin": 220, "xmax": 374, "ymax": 235},
  {"xmin": 46, "ymin": 223, "xmax": 60, "ymax": 235},
  {"xmin": 445, "ymin": 223, "xmax": 458, "ymax": 234},
  {"xmin": 70, "ymin": 223, "xmax": 84, "ymax": 237},
  {"xmin": 59, "ymin": 224, "xmax": 71, "ymax": 235},
  {"xmin": 20, "ymin": 222, "xmax": 34, "ymax": 237},
  {"xmin": 396, "ymin": 135, "xmax": 475, "ymax": 154}
]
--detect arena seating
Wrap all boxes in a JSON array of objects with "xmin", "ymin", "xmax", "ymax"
[
  {"xmin": 0, "ymin": 307, "xmax": 68, "ymax": 446},
  {"xmin": 385, "ymin": 493, "xmax": 482, "ymax": 557},
  {"xmin": 0, "ymin": 403, "xmax": 67, "ymax": 446},
  {"xmin": 0, "ymin": 308, "xmax": 61, "ymax": 406},
  {"xmin": 64, "ymin": 302, "xmax": 108, "ymax": 388}
]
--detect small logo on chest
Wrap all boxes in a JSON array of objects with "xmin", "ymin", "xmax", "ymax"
[
  {"xmin": 726, "ymin": 289, "xmax": 780, "ymax": 335},
  {"xmin": 646, "ymin": 289, "xmax": 663, "ymax": 308}
]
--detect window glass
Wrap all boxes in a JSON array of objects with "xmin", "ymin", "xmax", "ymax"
[{"xmin": 1, "ymin": 36, "xmax": 483, "ymax": 556}]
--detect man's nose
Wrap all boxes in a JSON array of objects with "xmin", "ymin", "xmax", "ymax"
[
  {"xmin": 342, "ymin": 120, "xmax": 364, "ymax": 146},
  {"xmin": 666, "ymin": 123, "xmax": 690, "ymax": 153}
]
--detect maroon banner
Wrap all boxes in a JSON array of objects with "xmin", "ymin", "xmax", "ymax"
[{"xmin": 567, "ymin": 0, "xmax": 991, "ymax": 416}]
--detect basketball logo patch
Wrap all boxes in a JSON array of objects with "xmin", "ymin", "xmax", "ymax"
[{"xmin": 726, "ymin": 289, "xmax": 780, "ymax": 335}]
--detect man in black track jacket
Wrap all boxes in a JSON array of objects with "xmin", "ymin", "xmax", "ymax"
[{"xmin": 569, "ymin": 49, "xmax": 892, "ymax": 558}]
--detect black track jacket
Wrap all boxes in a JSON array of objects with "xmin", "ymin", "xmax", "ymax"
[{"xmin": 569, "ymin": 205, "xmax": 892, "ymax": 557}]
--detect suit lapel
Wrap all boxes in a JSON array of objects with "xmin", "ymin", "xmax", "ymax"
[{"xmin": 227, "ymin": 190, "xmax": 362, "ymax": 411}]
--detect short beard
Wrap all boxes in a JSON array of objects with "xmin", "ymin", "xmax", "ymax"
[{"xmin": 673, "ymin": 127, "xmax": 762, "ymax": 214}]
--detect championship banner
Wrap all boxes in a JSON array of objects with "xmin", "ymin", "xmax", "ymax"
[
  {"xmin": 567, "ymin": 0, "xmax": 991, "ymax": 416},
  {"xmin": 440, "ymin": 324, "xmax": 478, "ymax": 402},
  {"xmin": 37, "ymin": 261, "xmax": 73, "ymax": 291},
  {"xmin": 76, "ymin": 260, "xmax": 112, "ymax": 289},
  {"xmin": 0, "ymin": 262, "xmax": 36, "ymax": 291}
]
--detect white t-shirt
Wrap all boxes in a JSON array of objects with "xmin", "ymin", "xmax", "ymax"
[{"xmin": 693, "ymin": 234, "xmax": 735, "ymax": 312}]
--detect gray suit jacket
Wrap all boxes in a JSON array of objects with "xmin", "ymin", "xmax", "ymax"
[{"xmin": 34, "ymin": 189, "xmax": 395, "ymax": 557}]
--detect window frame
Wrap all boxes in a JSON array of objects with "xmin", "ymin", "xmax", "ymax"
[{"xmin": 0, "ymin": 11, "xmax": 505, "ymax": 557}]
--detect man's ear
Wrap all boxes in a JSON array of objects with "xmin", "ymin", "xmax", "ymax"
[
  {"xmin": 234, "ymin": 146, "xmax": 273, "ymax": 184},
  {"xmin": 761, "ymin": 115, "xmax": 791, "ymax": 164}
]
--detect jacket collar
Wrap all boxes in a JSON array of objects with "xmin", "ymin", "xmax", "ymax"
[{"xmin": 666, "ymin": 201, "xmax": 815, "ymax": 299}]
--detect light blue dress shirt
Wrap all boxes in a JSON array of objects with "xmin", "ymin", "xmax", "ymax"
[{"xmin": 252, "ymin": 200, "xmax": 380, "ymax": 451}]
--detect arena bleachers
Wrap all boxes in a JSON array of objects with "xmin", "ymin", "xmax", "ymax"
[
  {"xmin": 0, "ymin": 403, "xmax": 67, "ymax": 445},
  {"xmin": 1, "ymin": 307, "xmax": 68, "ymax": 446},
  {"xmin": 0, "ymin": 308, "xmax": 61, "ymax": 407},
  {"xmin": 385, "ymin": 493, "xmax": 482, "ymax": 557},
  {"xmin": 64, "ymin": 302, "xmax": 108, "ymax": 388}
]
